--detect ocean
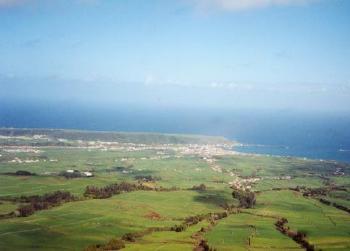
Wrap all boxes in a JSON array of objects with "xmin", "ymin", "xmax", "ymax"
[{"xmin": 1, "ymin": 100, "xmax": 350, "ymax": 163}]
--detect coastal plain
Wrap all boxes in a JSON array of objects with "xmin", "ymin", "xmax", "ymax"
[{"xmin": 0, "ymin": 129, "xmax": 349, "ymax": 251}]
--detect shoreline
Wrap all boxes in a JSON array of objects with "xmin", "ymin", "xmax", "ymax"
[{"xmin": 233, "ymin": 143, "xmax": 350, "ymax": 164}]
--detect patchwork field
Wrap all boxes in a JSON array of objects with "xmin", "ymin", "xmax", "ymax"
[{"xmin": 0, "ymin": 128, "xmax": 349, "ymax": 250}]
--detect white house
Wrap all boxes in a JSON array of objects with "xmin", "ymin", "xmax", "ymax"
[{"xmin": 82, "ymin": 171, "xmax": 93, "ymax": 177}]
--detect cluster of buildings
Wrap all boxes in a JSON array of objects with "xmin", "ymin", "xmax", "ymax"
[{"xmin": 229, "ymin": 177, "xmax": 261, "ymax": 191}]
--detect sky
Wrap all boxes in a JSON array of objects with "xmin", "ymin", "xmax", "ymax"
[{"xmin": 0, "ymin": 0, "xmax": 350, "ymax": 111}]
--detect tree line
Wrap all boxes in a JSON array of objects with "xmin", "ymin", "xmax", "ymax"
[
  {"xmin": 319, "ymin": 198, "xmax": 350, "ymax": 214},
  {"xmin": 2, "ymin": 170, "xmax": 37, "ymax": 176},
  {"xmin": 84, "ymin": 181, "xmax": 178, "ymax": 199},
  {"xmin": 17, "ymin": 191, "xmax": 76, "ymax": 217},
  {"xmin": 275, "ymin": 217, "xmax": 314, "ymax": 251}
]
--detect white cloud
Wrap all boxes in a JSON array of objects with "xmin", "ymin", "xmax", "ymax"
[{"xmin": 190, "ymin": 0, "xmax": 319, "ymax": 11}]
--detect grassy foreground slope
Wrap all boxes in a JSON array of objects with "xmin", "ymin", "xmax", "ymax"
[
  {"xmin": 0, "ymin": 191, "xmax": 225, "ymax": 251},
  {"xmin": 0, "ymin": 128, "xmax": 349, "ymax": 250}
]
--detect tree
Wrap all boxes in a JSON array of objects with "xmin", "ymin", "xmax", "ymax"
[{"xmin": 232, "ymin": 189, "xmax": 256, "ymax": 208}]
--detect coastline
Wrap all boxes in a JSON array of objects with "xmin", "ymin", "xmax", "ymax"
[{"xmin": 233, "ymin": 143, "xmax": 350, "ymax": 164}]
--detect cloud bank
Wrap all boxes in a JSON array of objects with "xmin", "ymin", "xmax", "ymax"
[{"xmin": 190, "ymin": 0, "xmax": 319, "ymax": 11}]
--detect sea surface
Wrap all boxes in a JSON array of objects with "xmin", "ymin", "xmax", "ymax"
[{"xmin": 1, "ymin": 100, "xmax": 350, "ymax": 163}]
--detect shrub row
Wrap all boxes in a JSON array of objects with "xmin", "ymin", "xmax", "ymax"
[
  {"xmin": 85, "ymin": 239, "xmax": 125, "ymax": 251},
  {"xmin": 319, "ymin": 198, "xmax": 350, "ymax": 214},
  {"xmin": 275, "ymin": 218, "xmax": 314, "ymax": 251},
  {"xmin": 84, "ymin": 182, "xmax": 178, "ymax": 199},
  {"xmin": 17, "ymin": 191, "xmax": 76, "ymax": 217}
]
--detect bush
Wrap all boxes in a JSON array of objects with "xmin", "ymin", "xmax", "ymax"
[
  {"xmin": 171, "ymin": 224, "xmax": 186, "ymax": 232},
  {"xmin": 15, "ymin": 170, "xmax": 36, "ymax": 176},
  {"xmin": 122, "ymin": 232, "xmax": 142, "ymax": 242},
  {"xmin": 190, "ymin": 184, "xmax": 207, "ymax": 191},
  {"xmin": 18, "ymin": 205, "xmax": 35, "ymax": 217}
]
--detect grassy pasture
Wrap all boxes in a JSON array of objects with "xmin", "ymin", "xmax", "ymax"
[
  {"xmin": 0, "ymin": 130, "xmax": 349, "ymax": 251},
  {"xmin": 0, "ymin": 148, "xmax": 235, "ymax": 197},
  {"xmin": 206, "ymin": 190, "xmax": 350, "ymax": 250},
  {"xmin": 251, "ymin": 190, "xmax": 350, "ymax": 251},
  {"xmin": 123, "ymin": 220, "xmax": 211, "ymax": 251},
  {"xmin": 206, "ymin": 213, "xmax": 301, "ymax": 251},
  {"xmin": 0, "ymin": 190, "xmax": 226, "ymax": 251}
]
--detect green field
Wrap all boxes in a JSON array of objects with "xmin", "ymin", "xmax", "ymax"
[{"xmin": 0, "ymin": 129, "xmax": 349, "ymax": 250}]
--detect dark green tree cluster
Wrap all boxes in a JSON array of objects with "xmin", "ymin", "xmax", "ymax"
[
  {"xmin": 85, "ymin": 239, "xmax": 125, "ymax": 251},
  {"xmin": 232, "ymin": 189, "xmax": 256, "ymax": 208},
  {"xmin": 84, "ymin": 182, "xmax": 153, "ymax": 199},
  {"xmin": 190, "ymin": 184, "xmax": 207, "ymax": 191}
]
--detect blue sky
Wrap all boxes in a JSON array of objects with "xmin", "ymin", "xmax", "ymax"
[{"xmin": 0, "ymin": 0, "xmax": 349, "ymax": 111}]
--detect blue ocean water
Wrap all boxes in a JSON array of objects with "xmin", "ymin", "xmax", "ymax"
[
  {"xmin": 234, "ymin": 144, "xmax": 350, "ymax": 163},
  {"xmin": 1, "ymin": 100, "xmax": 350, "ymax": 163}
]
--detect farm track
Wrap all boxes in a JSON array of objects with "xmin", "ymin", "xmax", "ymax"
[
  {"xmin": 246, "ymin": 224, "xmax": 257, "ymax": 251},
  {"xmin": 240, "ymin": 210, "xmax": 279, "ymax": 220},
  {"xmin": 0, "ymin": 228, "xmax": 41, "ymax": 237}
]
